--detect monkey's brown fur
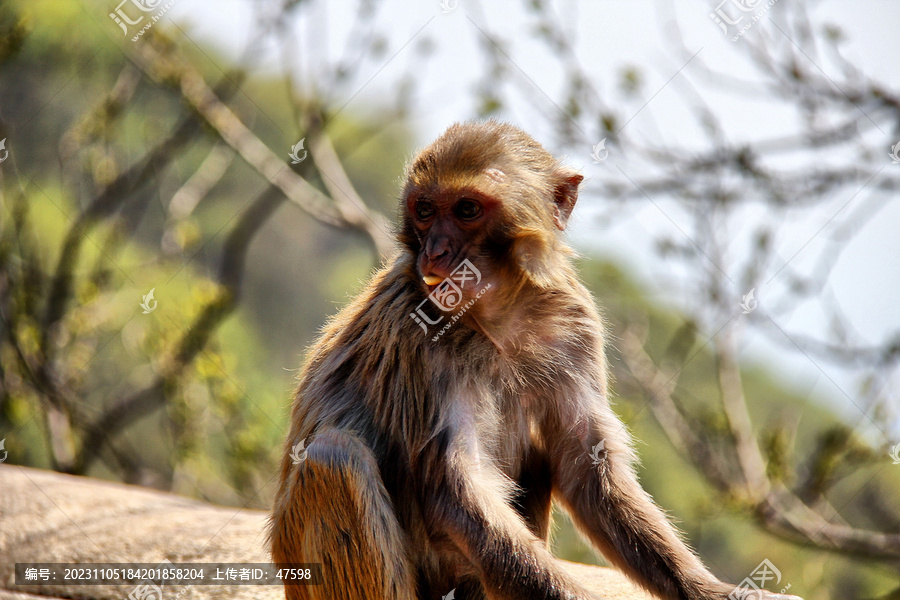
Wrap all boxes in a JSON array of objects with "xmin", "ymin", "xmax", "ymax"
[{"xmin": 269, "ymin": 121, "xmax": 801, "ymax": 600}]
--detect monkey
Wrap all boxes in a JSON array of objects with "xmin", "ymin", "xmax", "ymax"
[{"xmin": 269, "ymin": 121, "xmax": 802, "ymax": 600}]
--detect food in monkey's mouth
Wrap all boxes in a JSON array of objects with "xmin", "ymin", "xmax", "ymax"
[{"xmin": 422, "ymin": 275, "xmax": 443, "ymax": 286}]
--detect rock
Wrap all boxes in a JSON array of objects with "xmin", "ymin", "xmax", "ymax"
[{"xmin": 0, "ymin": 465, "xmax": 653, "ymax": 599}]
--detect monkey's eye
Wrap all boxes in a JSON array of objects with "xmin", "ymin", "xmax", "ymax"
[
  {"xmin": 414, "ymin": 200, "xmax": 435, "ymax": 220},
  {"xmin": 454, "ymin": 199, "xmax": 483, "ymax": 221}
]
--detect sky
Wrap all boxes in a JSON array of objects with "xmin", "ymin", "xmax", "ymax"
[{"xmin": 148, "ymin": 0, "xmax": 900, "ymax": 435}]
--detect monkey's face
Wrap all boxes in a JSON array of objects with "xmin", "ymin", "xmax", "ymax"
[
  {"xmin": 404, "ymin": 184, "xmax": 501, "ymax": 295},
  {"xmin": 399, "ymin": 122, "xmax": 584, "ymax": 300}
]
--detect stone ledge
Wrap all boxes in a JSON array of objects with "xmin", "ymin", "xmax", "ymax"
[{"xmin": 0, "ymin": 465, "xmax": 652, "ymax": 599}]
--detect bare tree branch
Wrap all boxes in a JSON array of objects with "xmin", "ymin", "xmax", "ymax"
[
  {"xmin": 73, "ymin": 185, "xmax": 285, "ymax": 474},
  {"xmin": 133, "ymin": 39, "xmax": 395, "ymax": 258},
  {"xmin": 619, "ymin": 325, "xmax": 734, "ymax": 493}
]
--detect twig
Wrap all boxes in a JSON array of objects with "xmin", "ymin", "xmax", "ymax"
[
  {"xmin": 133, "ymin": 40, "xmax": 394, "ymax": 258},
  {"xmin": 73, "ymin": 186, "xmax": 285, "ymax": 473},
  {"xmin": 619, "ymin": 325, "xmax": 733, "ymax": 493}
]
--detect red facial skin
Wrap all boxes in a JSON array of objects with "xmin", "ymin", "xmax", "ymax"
[{"xmin": 405, "ymin": 189, "xmax": 500, "ymax": 291}]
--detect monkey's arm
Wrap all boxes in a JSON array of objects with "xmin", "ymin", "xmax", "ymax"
[
  {"xmin": 419, "ymin": 426, "xmax": 596, "ymax": 600},
  {"xmin": 550, "ymin": 403, "xmax": 802, "ymax": 600}
]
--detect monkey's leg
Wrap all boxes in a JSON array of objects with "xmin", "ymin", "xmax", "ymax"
[
  {"xmin": 551, "ymin": 405, "xmax": 801, "ymax": 600},
  {"xmin": 270, "ymin": 428, "xmax": 416, "ymax": 600}
]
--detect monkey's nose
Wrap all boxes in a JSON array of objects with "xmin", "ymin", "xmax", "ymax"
[
  {"xmin": 424, "ymin": 236, "xmax": 450, "ymax": 262},
  {"xmin": 426, "ymin": 248, "xmax": 448, "ymax": 262}
]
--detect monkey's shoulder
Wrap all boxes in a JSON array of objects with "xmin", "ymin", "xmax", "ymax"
[{"xmin": 297, "ymin": 264, "xmax": 605, "ymax": 405}]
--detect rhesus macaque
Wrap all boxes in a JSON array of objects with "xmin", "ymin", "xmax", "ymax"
[{"xmin": 269, "ymin": 121, "xmax": 801, "ymax": 600}]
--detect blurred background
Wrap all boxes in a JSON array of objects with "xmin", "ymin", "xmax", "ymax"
[{"xmin": 1, "ymin": 0, "xmax": 899, "ymax": 597}]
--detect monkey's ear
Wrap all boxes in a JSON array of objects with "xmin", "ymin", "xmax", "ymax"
[{"xmin": 551, "ymin": 170, "xmax": 583, "ymax": 230}]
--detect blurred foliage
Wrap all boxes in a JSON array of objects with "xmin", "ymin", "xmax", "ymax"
[{"xmin": 0, "ymin": 0, "xmax": 411, "ymax": 504}]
